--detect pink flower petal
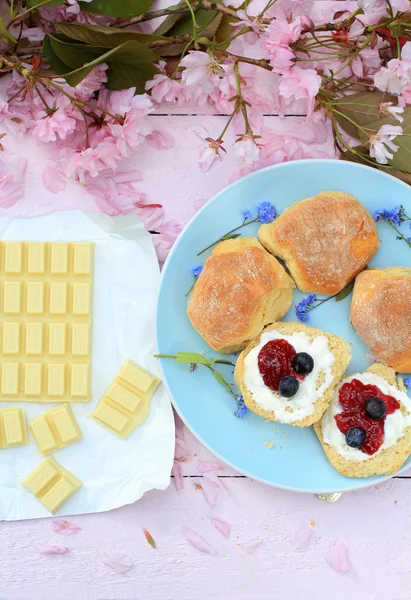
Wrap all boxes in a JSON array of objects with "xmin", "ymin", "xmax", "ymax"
[
  {"xmin": 204, "ymin": 470, "xmax": 226, "ymax": 492},
  {"xmin": 174, "ymin": 411, "xmax": 185, "ymax": 440},
  {"xmin": 241, "ymin": 539, "xmax": 262, "ymax": 554},
  {"xmin": 172, "ymin": 462, "xmax": 184, "ymax": 492},
  {"xmin": 325, "ymin": 541, "xmax": 351, "ymax": 573},
  {"xmin": 210, "ymin": 517, "xmax": 231, "ymax": 540},
  {"xmin": 51, "ymin": 518, "xmax": 81, "ymax": 535},
  {"xmin": 146, "ymin": 129, "xmax": 175, "ymax": 150},
  {"xmin": 36, "ymin": 544, "xmax": 69, "ymax": 555},
  {"xmin": 42, "ymin": 165, "xmax": 66, "ymax": 194},
  {"xmin": 289, "ymin": 525, "xmax": 315, "ymax": 551},
  {"xmin": 201, "ymin": 472, "xmax": 220, "ymax": 507},
  {"xmin": 186, "ymin": 529, "xmax": 217, "ymax": 555},
  {"xmin": 174, "ymin": 437, "xmax": 191, "ymax": 462},
  {"xmin": 102, "ymin": 553, "xmax": 133, "ymax": 574},
  {"xmin": 197, "ymin": 460, "xmax": 225, "ymax": 473}
]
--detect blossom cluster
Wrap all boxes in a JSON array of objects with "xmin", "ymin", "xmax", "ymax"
[{"xmin": 0, "ymin": 0, "xmax": 411, "ymax": 260}]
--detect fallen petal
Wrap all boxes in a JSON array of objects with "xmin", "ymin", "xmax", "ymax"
[
  {"xmin": 241, "ymin": 539, "xmax": 262, "ymax": 554},
  {"xmin": 201, "ymin": 473, "xmax": 220, "ymax": 507},
  {"xmin": 210, "ymin": 517, "xmax": 231, "ymax": 540},
  {"xmin": 102, "ymin": 553, "xmax": 133, "ymax": 574},
  {"xmin": 289, "ymin": 525, "xmax": 315, "ymax": 551},
  {"xmin": 174, "ymin": 411, "xmax": 185, "ymax": 440},
  {"xmin": 51, "ymin": 518, "xmax": 81, "ymax": 535},
  {"xmin": 204, "ymin": 470, "xmax": 226, "ymax": 492},
  {"xmin": 36, "ymin": 543, "xmax": 69, "ymax": 555},
  {"xmin": 197, "ymin": 460, "xmax": 225, "ymax": 473},
  {"xmin": 174, "ymin": 437, "xmax": 191, "ymax": 462},
  {"xmin": 172, "ymin": 462, "xmax": 184, "ymax": 491},
  {"xmin": 186, "ymin": 529, "xmax": 216, "ymax": 555},
  {"xmin": 325, "ymin": 541, "xmax": 351, "ymax": 573},
  {"xmin": 143, "ymin": 528, "xmax": 156, "ymax": 549}
]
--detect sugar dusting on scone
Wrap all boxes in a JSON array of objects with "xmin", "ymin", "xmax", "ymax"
[
  {"xmin": 314, "ymin": 363, "xmax": 411, "ymax": 477},
  {"xmin": 351, "ymin": 267, "xmax": 411, "ymax": 373},
  {"xmin": 258, "ymin": 191, "xmax": 379, "ymax": 295},
  {"xmin": 234, "ymin": 321, "xmax": 351, "ymax": 427},
  {"xmin": 187, "ymin": 238, "xmax": 295, "ymax": 354}
]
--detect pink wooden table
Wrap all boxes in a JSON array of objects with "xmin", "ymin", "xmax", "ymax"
[{"xmin": 2, "ymin": 22, "xmax": 411, "ymax": 596}]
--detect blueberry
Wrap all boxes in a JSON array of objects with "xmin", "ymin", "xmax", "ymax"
[
  {"xmin": 345, "ymin": 427, "xmax": 366, "ymax": 448},
  {"xmin": 365, "ymin": 397, "xmax": 386, "ymax": 420},
  {"xmin": 279, "ymin": 376, "xmax": 299, "ymax": 398},
  {"xmin": 292, "ymin": 352, "xmax": 314, "ymax": 375}
]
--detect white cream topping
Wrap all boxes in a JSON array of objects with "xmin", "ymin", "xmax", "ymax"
[
  {"xmin": 322, "ymin": 372, "xmax": 411, "ymax": 461},
  {"xmin": 243, "ymin": 330, "xmax": 335, "ymax": 423}
]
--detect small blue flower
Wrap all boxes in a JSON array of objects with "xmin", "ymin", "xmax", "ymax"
[
  {"xmin": 387, "ymin": 205, "xmax": 403, "ymax": 226},
  {"xmin": 242, "ymin": 210, "xmax": 253, "ymax": 220},
  {"xmin": 257, "ymin": 202, "xmax": 277, "ymax": 224},
  {"xmin": 234, "ymin": 395, "xmax": 248, "ymax": 418},
  {"xmin": 373, "ymin": 209, "xmax": 389, "ymax": 222},
  {"xmin": 192, "ymin": 265, "xmax": 203, "ymax": 278},
  {"xmin": 403, "ymin": 378, "xmax": 411, "ymax": 389},
  {"xmin": 295, "ymin": 294, "xmax": 317, "ymax": 322}
]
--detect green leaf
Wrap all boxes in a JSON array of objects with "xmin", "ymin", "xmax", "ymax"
[
  {"xmin": 168, "ymin": 9, "xmax": 216, "ymax": 35},
  {"xmin": 0, "ymin": 17, "xmax": 16, "ymax": 44},
  {"xmin": 215, "ymin": 12, "xmax": 236, "ymax": 45},
  {"xmin": 221, "ymin": 233, "xmax": 241, "ymax": 241},
  {"xmin": 43, "ymin": 35, "xmax": 70, "ymax": 75},
  {"xmin": 154, "ymin": 1, "xmax": 187, "ymax": 35},
  {"xmin": 25, "ymin": 0, "xmax": 63, "ymax": 6},
  {"xmin": 212, "ymin": 369, "xmax": 232, "ymax": 394},
  {"xmin": 358, "ymin": 107, "xmax": 411, "ymax": 174},
  {"xmin": 79, "ymin": 0, "xmax": 155, "ymax": 17},
  {"xmin": 55, "ymin": 22, "xmax": 168, "ymax": 47},
  {"xmin": 334, "ymin": 280, "xmax": 355, "ymax": 302},
  {"xmin": 333, "ymin": 91, "xmax": 397, "ymax": 138},
  {"xmin": 198, "ymin": 11, "xmax": 222, "ymax": 38},
  {"xmin": 46, "ymin": 34, "xmax": 159, "ymax": 91},
  {"xmin": 175, "ymin": 351, "xmax": 211, "ymax": 365},
  {"xmin": 340, "ymin": 145, "xmax": 411, "ymax": 184}
]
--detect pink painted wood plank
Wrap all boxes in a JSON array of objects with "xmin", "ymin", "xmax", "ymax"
[{"xmin": 2, "ymin": 477, "xmax": 411, "ymax": 600}]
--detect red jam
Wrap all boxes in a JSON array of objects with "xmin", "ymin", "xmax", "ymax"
[
  {"xmin": 335, "ymin": 379, "xmax": 400, "ymax": 455},
  {"xmin": 258, "ymin": 339, "xmax": 305, "ymax": 392}
]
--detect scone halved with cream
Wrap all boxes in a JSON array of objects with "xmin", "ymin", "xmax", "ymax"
[
  {"xmin": 258, "ymin": 191, "xmax": 379, "ymax": 295},
  {"xmin": 187, "ymin": 237, "xmax": 295, "ymax": 354},
  {"xmin": 314, "ymin": 363, "xmax": 411, "ymax": 477},
  {"xmin": 351, "ymin": 267, "xmax": 411, "ymax": 373},
  {"xmin": 234, "ymin": 321, "xmax": 351, "ymax": 426}
]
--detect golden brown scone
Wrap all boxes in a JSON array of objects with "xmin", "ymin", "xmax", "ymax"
[
  {"xmin": 234, "ymin": 321, "xmax": 351, "ymax": 426},
  {"xmin": 351, "ymin": 267, "xmax": 411, "ymax": 373},
  {"xmin": 187, "ymin": 238, "xmax": 295, "ymax": 353},
  {"xmin": 314, "ymin": 363, "xmax": 411, "ymax": 478},
  {"xmin": 258, "ymin": 191, "xmax": 379, "ymax": 294}
]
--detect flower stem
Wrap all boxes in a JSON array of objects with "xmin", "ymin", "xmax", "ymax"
[{"xmin": 197, "ymin": 217, "xmax": 259, "ymax": 256}]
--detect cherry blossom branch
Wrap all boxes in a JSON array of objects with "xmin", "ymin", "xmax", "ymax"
[
  {"xmin": 117, "ymin": 0, "xmax": 241, "ymax": 28},
  {"xmin": 218, "ymin": 50, "xmax": 272, "ymax": 71}
]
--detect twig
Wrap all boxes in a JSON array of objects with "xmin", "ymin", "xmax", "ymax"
[
  {"xmin": 117, "ymin": 0, "xmax": 241, "ymax": 28},
  {"xmin": 219, "ymin": 49, "xmax": 272, "ymax": 70}
]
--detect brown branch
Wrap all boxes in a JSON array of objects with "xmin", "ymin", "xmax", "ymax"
[
  {"xmin": 219, "ymin": 50, "xmax": 272, "ymax": 71},
  {"xmin": 117, "ymin": 0, "xmax": 241, "ymax": 28}
]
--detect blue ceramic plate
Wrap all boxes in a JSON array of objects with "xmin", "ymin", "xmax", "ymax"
[{"xmin": 156, "ymin": 159, "xmax": 411, "ymax": 493}]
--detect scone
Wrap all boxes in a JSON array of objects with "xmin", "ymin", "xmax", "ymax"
[
  {"xmin": 187, "ymin": 237, "xmax": 295, "ymax": 354},
  {"xmin": 315, "ymin": 363, "xmax": 411, "ymax": 477},
  {"xmin": 234, "ymin": 321, "xmax": 351, "ymax": 426},
  {"xmin": 258, "ymin": 191, "xmax": 379, "ymax": 294},
  {"xmin": 351, "ymin": 267, "xmax": 411, "ymax": 372}
]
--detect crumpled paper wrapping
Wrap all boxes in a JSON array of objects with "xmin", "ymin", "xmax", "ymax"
[{"xmin": 0, "ymin": 210, "xmax": 174, "ymax": 520}]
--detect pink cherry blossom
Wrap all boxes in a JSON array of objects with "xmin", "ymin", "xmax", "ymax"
[
  {"xmin": 145, "ymin": 73, "xmax": 192, "ymax": 106},
  {"xmin": 399, "ymin": 86, "xmax": 411, "ymax": 106},
  {"xmin": 379, "ymin": 102, "xmax": 404, "ymax": 122},
  {"xmin": 234, "ymin": 134, "xmax": 261, "ymax": 165},
  {"xmin": 279, "ymin": 66, "xmax": 321, "ymax": 114},
  {"xmin": 109, "ymin": 109, "xmax": 152, "ymax": 156},
  {"xmin": 234, "ymin": 10, "xmax": 267, "ymax": 44},
  {"xmin": 0, "ymin": 152, "xmax": 27, "ymax": 208},
  {"xmin": 266, "ymin": 45, "xmax": 295, "ymax": 74},
  {"xmin": 32, "ymin": 95, "xmax": 77, "ymax": 143},
  {"xmin": 42, "ymin": 164, "xmax": 67, "ymax": 193},
  {"xmin": 69, "ymin": 64, "xmax": 108, "ymax": 100},
  {"xmin": 264, "ymin": 16, "xmax": 303, "ymax": 46},
  {"xmin": 368, "ymin": 124, "xmax": 402, "ymax": 164},
  {"xmin": 198, "ymin": 138, "xmax": 226, "ymax": 172},
  {"xmin": 86, "ymin": 169, "xmax": 145, "ymax": 215},
  {"xmin": 61, "ymin": 141, "xmax": 121, "ymax": 183},
  {"xmin": 180, "ymin": 52, "xmax": 228, "ymax": 94},
  {"xmin": 152, "ymin": 218, "xmax": 181, "ymax": 262}
]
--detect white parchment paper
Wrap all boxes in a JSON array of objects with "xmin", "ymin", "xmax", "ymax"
[{"xmin": 0, "ymin": 210, "xmax": 175, "ymax": 520}]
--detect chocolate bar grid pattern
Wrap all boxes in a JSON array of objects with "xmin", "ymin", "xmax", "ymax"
[{"xmin": 0, "ymin": 242, "xmax": 94, "ymax": 402}]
